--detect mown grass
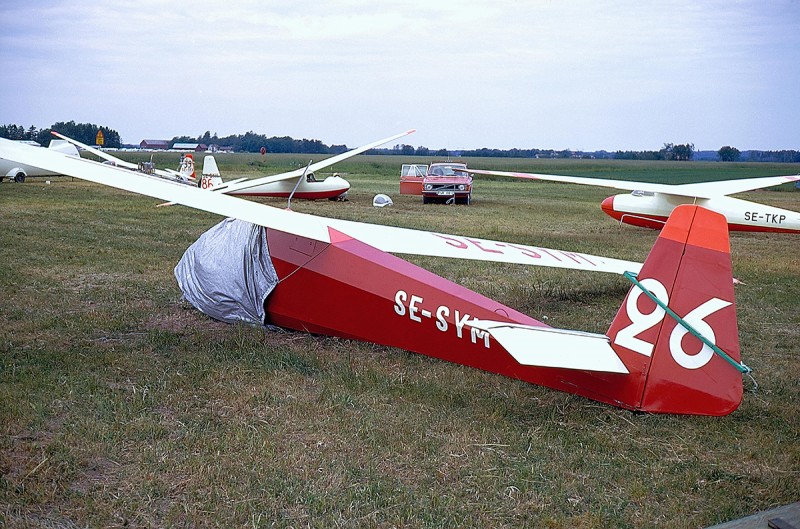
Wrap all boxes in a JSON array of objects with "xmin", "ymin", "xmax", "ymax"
[{"xmin": 1, "ymin": 156, "xmax": 798, "ymax": 528}]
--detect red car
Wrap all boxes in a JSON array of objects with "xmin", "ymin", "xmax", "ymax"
[
  {"xmin": 422, "ymin": 162, "xmax": 472, "ymax": 204},
  {"xmin": 399, "ymin": 162, "xmax": 472, "ymax": 204}
]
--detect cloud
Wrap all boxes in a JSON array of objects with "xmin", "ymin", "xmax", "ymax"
[{"xmin": 1, "ymin": 0, "xmax": 798, "ymax": 150}]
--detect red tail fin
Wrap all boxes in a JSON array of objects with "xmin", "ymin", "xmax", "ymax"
[{"xmin": 607, "ymin": 205, "xmax": 743, "ymax": 415}]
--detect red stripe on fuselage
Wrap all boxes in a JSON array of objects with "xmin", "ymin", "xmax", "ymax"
[{"xmin": 233, "ymin": 189, "xmax": 347, "ymax": 199}]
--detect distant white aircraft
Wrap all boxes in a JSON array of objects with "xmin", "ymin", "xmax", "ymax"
[
  {"xmin": 0, "ymin": 139, "xmax": 79, "ymax": 182},
  {"xmin": 465, "ymin": 168, "xmax": 800, "ymax": 234},
  {"xmin": 206, "ymin": 130, "xmax": 415, "ymax": 200},
  {"xmin": 51, "ymin": 131, "xmax": 198, "ymax": 183},
  {"xmin": 53, "ymin": 129, "xmax": 416, "ymax": 201}
]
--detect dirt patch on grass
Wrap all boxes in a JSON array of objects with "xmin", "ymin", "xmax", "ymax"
[
  {"xmin": 142, "ymin": 302, "xmax": 229, "ymax": 334},
  {"xmin": 67, "ymin": 456, "xmax": 121, "ymax": 495},
  {"xmin": 1, "ymin": 414, "xmax": 66, "ymax": 484}
]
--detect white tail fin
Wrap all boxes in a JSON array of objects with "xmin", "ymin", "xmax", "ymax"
[{"xmin": 200, "ymin": 155, "xmax": 224, "ymax": 190}]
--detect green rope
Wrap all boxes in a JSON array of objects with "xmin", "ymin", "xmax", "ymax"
[{"xmin": 623, "ymin": 271, "xmax": 751, "ymax": 374}]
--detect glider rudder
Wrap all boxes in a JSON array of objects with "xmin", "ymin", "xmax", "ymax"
[
  {"xmin": 200, "ymin": 156, "xmax": 224, "ymax": 190},
  {"xmin": 606, "ymin": 205, "xmax": 743, "ymax": 415}
]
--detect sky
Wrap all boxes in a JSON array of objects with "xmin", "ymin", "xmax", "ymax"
[{"xmin": 1, "ymin": 0, "xmax": 799, "ymax": 152}]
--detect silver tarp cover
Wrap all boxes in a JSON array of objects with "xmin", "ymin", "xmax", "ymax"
[{"xmin": 174, "ymin": 218, "xmax": 278, "ymax": 325}]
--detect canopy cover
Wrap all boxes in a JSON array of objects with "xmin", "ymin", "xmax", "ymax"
[{"xmin": 175, "ymin": 218, "xmax": 278, "ymax": 325}]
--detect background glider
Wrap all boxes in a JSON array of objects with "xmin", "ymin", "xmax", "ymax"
[
  {"xmin": 465, "ymin": 167, "xmax": 800, "ymax": 233},
  {"xmin": 53, "ymin": 129, "xmax": 417, "ymax": 200}
]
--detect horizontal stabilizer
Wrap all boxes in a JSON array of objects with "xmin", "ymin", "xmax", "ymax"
[{"xmin": 469, "ymin": 320, "xmax": 629, "ymax": 373}]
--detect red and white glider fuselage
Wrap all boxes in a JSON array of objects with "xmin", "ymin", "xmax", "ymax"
[
  {"xmin": 231, "ymin": 174, "xmax": 350, "ymax": 200},
  {"xmin": 263, "ymin": 205, "xmax": 743, "ymax": 416},
  {"xmin": 601, "ymin": 192, "xmax": 800, "ymax": 233}
]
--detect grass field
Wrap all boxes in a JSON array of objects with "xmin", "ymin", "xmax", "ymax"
[{"xmin": 1, "ymin": 154, "xmax": 798, "ymax": 528}]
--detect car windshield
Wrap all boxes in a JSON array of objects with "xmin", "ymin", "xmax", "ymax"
[{"xmin": 429, "ymin": 165, "xmax": 467, "ymax": 176}]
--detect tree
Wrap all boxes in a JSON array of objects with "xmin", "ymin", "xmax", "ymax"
[
  {"xmin": 0, "ymin": 124, "xmax": 27, "ymax": 140},
  {"xmin": 661, "ymin": 142, "xmax": 694, "ymax": 161},
  {"xmin": 717, "ymin": 146, "xmax": 741, "ymax": 162},
  {"xmin": 47, "ymin": 121, "xmax": 122, "ymax": 148},
  {"xmin": 399, "ymin": 144, "xmax": 415, "ymax": 156}
]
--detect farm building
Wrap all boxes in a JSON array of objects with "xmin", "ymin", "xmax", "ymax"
[
  {"xmin": 173, "ymin": 143, "xmax": 208, "ymax": 152},
  {"xmin": 139, "ymin": 139, "xmax": 170, "ymax": 150}
]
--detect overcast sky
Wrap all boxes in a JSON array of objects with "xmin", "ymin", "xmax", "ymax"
[{"xmin": 1, "ymin": 1, "xmax": 798, "ymax": 151}]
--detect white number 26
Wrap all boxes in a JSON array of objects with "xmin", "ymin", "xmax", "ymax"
[{"xmin": 613, "ymin": 278, "xmax": 731, "ymax": 370}]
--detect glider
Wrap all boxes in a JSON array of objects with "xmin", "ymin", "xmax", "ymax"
[
  {"xmin": 0, "ymin": 138, "xmax": 748, "ymax": 415},
  {"xmin": 53, "ymin": 129, "xmax": 417, "ymax": 200},
  {"xmin": 0, "ymin": 138, "xmax": 79, "ymax": 182},
  {"xmin": 51, "ymin": 131, "xmax": 200, "ymax": 183},
  {"xmin": 464, "ymin": 167, "xmax": 800, "ymax": 233}
]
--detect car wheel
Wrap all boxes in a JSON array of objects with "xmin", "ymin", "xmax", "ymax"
[{"xmin": 15, "ymin": 172, "xmax": 26, "ymax": 183}]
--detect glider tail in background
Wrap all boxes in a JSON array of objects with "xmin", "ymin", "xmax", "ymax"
[
  {"xmin": 178, "ymin": 153, "xmax": 196, "ymax": 182},
  {"xmin": 605, "ymin": 204, "xmax": 744, "ymax": 415}
]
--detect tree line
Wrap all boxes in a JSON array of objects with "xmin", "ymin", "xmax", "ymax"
[
  {"xmin": 0, "ymin": 122, "xmax": 122, "ymax": 148},
  {"xmin": 613, "ymin": 143, "xmax": 696, "ymax": 161},
  {"xmin": 2, "ymin": 122, "xmax": 797, "ymax": 162},
  {"xmin": 172, "ymin": 130, "xmax": 351, "ymax": 155}
]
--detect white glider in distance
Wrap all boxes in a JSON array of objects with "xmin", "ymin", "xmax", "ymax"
[{"xmin": 465, "ymin": 167, "xmax": 800, "ymax": 234}]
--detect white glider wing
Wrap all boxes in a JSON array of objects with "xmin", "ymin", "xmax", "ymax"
[
  {"xmin": 467, "ymin": 168, "xmax": 800, "ymax": 200},
  {"xmin": 323, "ymin": 217, "xmax": 638, "ymax": 273},
  {"xmin": 217, "ymin": 129, "xmax": 417, "ymax": 194},
  {"xmin": 1, "ymin": 138, "xmax": 331, "ymax": 241},
  {"xmin": 0, "ymin": 138, "xmax": 641, "ymax": 275},
  {"xmin": 672, "ymin": 175, "xmax": 800, "ymax": 197},
  {"xmin": 51, "ymin": 131, "xmax": 138, "ymax": 170},
  {"xmin": 466, "ymin": 168, "xmax": 689, "ymax": 194}
]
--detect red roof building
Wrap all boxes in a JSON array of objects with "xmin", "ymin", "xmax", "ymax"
[{"xmin": 139, "ymin": 139, "xmax": 170, "ymax": 150}]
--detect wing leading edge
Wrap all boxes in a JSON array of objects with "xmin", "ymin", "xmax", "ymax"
[{"xmin": 466, "ymin": 168, "xmax": 800, "ymax": 199}]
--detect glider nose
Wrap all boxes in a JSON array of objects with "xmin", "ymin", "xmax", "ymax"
[{"xmin": 601, "ymin": 195, "xmax": 615, "ymax": 216}]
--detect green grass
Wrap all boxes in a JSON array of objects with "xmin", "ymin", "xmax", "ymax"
[{"xmin": 1, "ymin": 156, "xmax": 798, "ymax": 528}]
